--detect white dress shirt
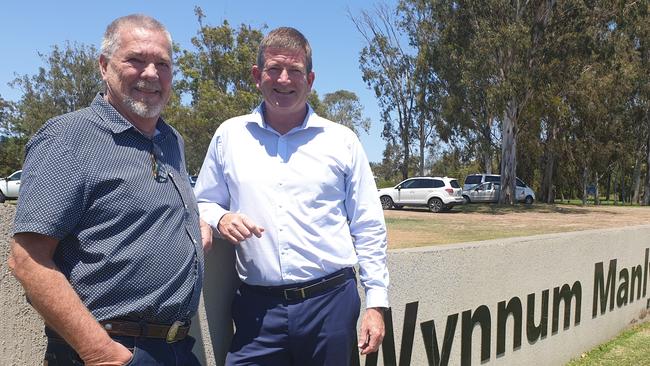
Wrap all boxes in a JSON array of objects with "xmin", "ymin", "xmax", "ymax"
[{"xmin": 194, "ymin": 104, "xmax": 389, "ymax": 308}]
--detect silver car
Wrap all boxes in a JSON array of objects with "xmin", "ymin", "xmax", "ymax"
[{"xmin": 463, "ymin": 181, "xmax": 535, "ymax": 204}]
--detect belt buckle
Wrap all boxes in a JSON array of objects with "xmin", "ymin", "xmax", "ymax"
[
  {"xmin": 166, "ymin": 320, "xmax": 184, "ymax": 343},
  {"xmin": 283, "ymin": 287, "xmax": 306, "ymax": 301}
]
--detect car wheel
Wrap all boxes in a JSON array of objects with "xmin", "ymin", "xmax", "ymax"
[
  {"xmin": 428, "ymin": 198, "xmax": 443, "ymax": 213},
  {"xmin": 525, "ymin": 196, "xmax": 534, "ymax": 204},
  {"xmin": 463, "ymin": 195, "xmax": 471, "ymax": 204},
  {"xmin": 380, "ymin": 196, "xmax": 394, "ymax": 210},
  {"xmin": 0, "ymin": 191, "xmax": 5, "ymax": 203}
]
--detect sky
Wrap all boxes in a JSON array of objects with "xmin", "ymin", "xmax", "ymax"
[{"xmin": 0, "ymin": 0, "xmax": 393, "ymax": 163}]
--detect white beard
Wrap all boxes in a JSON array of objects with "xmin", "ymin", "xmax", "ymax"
[{"xmin": 123, "ymin": 96, "xmax": 165, "ymax": 118}]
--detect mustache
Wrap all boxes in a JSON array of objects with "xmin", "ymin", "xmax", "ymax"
[{"xmin": 135, "ymin": 80, "xmax": 161, "ymax": 92}]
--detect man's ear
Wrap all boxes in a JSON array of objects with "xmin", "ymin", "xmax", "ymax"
[
  {"xmin": 99, "ymin": 55, "xmax": 109, "ymax": 81},
  {"xmin": 307, "ymin": 71, "xmax": 315, "ymax": 88},
  {"xmin": 251, "ymin": 65, "xmax": 262, "ymax": 88}
]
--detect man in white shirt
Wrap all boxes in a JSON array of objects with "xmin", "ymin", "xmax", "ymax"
[{"xmin": 194, "ymin": 26, "xmax": 389, "ymax": 365}]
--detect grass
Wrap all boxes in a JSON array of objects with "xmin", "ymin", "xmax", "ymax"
[
  {"xmin": 565, "ymin": 320, "xmax": 650, "ymax": 365},
  {"xmin": 384, "ymin": 203, "xmax": 609, "ymax": 249}
]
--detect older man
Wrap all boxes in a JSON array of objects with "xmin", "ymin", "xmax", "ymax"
[
  {"xmin": 195, "ymin": 27, "xmax": 389, "ymax": 365},
  {"xmin": 8, "ymin": 14, "xmax": 209, "ymax": 366}
]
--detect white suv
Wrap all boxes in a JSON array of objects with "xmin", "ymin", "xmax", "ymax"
[
  {"xmin": 0, "ymin": 170, "xmax": 21, "ymax": 203},
  {"xmin": 378, "ymin": 176, "xmax": 464, "ymax": 213}
]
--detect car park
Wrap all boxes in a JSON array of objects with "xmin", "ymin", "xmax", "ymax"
[
  {"xmin": 377, "ymin": 176, "xmax": 464, "ymax": 213},
  {"xmin": 0, "ymin": 170, "xmax": 22, "ymax": 203},
  {"xmin": 462, "ymin": 179, "xmax": 535, "ymax": 204}
]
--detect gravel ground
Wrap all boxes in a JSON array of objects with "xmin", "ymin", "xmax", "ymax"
[{"xmin": 0, "ymin": 203, "xmax": 46, "ymax": 365}]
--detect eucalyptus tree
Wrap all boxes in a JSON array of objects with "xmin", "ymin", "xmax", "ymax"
[
  {"xmin": 322, "ymin": 90, "xmax": 371, "ymax": 136},
  {"xmin": 351, "ymin": 4, "xmax": 419, "ymax": 180},
  {"xmin": 170, "ymin": 7, "xmax": 265, "ymax": 172}
]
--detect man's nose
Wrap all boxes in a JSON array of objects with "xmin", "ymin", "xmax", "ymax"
[
  {"xmin": 277, "ymin": 68, "xmax": 290, "ymax": 83},
  {"xmin": 141, "ymin": 63, "xmax": 159, "ymax": 79}
]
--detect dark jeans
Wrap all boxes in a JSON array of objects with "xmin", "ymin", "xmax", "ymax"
[{"xmin": 43, "ymin": 335, "xmax": 201, "ymax": 366}]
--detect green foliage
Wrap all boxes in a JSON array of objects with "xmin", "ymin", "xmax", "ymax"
[
  {"xmin": 321, "ymin": 90, "xmax": 371, "ymax": 136},
  {"xmin": 8, "ymin": 42, "xmax": 102, "ymax": 138},
  {"xmin": 167, "ymin": 7, "xmax": 265, "ymax": 173}
]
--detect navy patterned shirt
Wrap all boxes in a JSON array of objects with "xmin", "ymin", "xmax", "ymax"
[{"xmin": 13, "ymin": 94, "xmax": 204, "ymax": 324}]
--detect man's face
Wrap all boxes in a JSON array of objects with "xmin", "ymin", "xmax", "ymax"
[
  {"xmin": 253, "ymin": 47, "xmax": 314, "ymax": 118},
  {"xmin": 100, "ymin": 27, "xmax": 172, "ymax": 123}
]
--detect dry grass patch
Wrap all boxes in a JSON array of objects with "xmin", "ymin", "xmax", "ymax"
[{"xmin": 384, "ymin": 204, "xmax": 650, "ymax": 249}]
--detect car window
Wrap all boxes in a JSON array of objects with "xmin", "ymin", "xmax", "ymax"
[
  {"xmin": 432, "ymin": 179, "xmax": 445, "ymax": 188},
  {"xmin": 449, "ymin": 180, "xmax": 460, "ymax": 188},
  {"xmin": 400, "ymin": 179, "xmax": 416, "ymax": 189},
  {"xmin": 516, "ymin": 178, "xmax": 526, "ymax": 187},
  {"xmin": 417, "ymin": 180, "xmax": 431, "ymax": 188},
  {"xmin": 464, "ymin": 175, "xmax": 481, "ymax": 185},
  {"xmin": 8, "ymin": 171, "xmax": 21, "ymax": 181},
  {"xmin": 485, "ymin": 175, "xmax": 500, "ymax": 183}
]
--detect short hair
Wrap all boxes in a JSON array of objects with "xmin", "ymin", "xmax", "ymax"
[
  {"xmin": 257, "ymin": 27, "xmax": 312, "ymax": 74},
  {"xmin": 101, "ymin": 14, "xmax": 172, "ymax": 60}
]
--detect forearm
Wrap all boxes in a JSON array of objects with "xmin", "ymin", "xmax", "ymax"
[{"xmin": 9, "ymin": 236, "xmax": 117, "ymax": 361}]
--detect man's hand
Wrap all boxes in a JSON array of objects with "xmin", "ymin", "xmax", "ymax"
[
  {"xmin": 199, "ymin": 218, "xmax": 213, "ymax": 252},
  {"xmin": 358, "ymin": 307, "xmax": 385, "ymax": 355},
  {"xmin": 82, "ymin": 339, "xmax": 132, "ymax": 366},
  {"xmin": 218, "ymin": 213, "xmax": 264, "ymax": 245}
]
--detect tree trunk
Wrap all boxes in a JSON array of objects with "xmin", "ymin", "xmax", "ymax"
[
  {"xmin": 620, "ymin": 168, "xmax": 626, "ymax": 205},
  {"xmin": 499, "ymin": 99, "xmax": 517, "ymax": 205},
  {"xmin": 606, "ymin": 172, "xmax": 611, "ymax": 201},
  {"xmin": 581, "ymin": 165, "xmax": 588, "ymax": 206},
  {"xmin": 419, "ymin": 115, "xmax": 426, "ymax": 177},
  {"xmin": 613, "ymin": 172, "xmax": 618, "ymax": 205},
  {"xmin": 632, "ymin": 153, "xmax": 641, "ymax": 204},
  {"xmin": 540, "ymin": 119, "xmax": 558, "ymax": 204},
  {"xmin": 481, "ymin": 114, "xmax": 493, "ymax": 174},
  {"xmin": 643, "ymin": 136, "xmax": 650, "ymax": 206},
  {"xmin": 594, "ymin": 174, "xmax": 600, "ymax": 205}
]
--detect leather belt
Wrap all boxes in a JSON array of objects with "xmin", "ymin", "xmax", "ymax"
[
  {"xmin": 46, "ymin": 319, "xmax": 190, "ymax": 344},
  {"xmin": 243, "ymin": 267, "xmax": 354, "ymax": 301}
]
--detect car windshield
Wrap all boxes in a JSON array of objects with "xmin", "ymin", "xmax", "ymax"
[{"xmin": 464, "ymin": 175, "xmax": 481, "ymax": 185}]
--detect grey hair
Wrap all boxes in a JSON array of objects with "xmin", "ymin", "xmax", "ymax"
[
  {"xmin": 101, "ymin": 14, "xmax": 172, "ymax": 60},
  {"xmin": 257, "ymin": 27, "xmax": 312, "ymax": 74}
]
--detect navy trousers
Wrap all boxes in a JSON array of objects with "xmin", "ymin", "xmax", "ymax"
[
  {"xmin": 226, "ymin": 272, "xmax": 361, "ymax": 366},
  {"xmin": 43, "ymin": 334, "xmax": 201, "ymax": 366}
]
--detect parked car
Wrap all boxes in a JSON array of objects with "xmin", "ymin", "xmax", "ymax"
[
  {"xmin": 462, "ymin": 181, "xmax": 535, "ymax": 204},
  {"xmin": 378, "ymin": 176, "xmax": 464, "ymax": 213},
  {"xmin": 0, "ymin": 170, "xmax": 22, "ymax": 203},
  {"xmin": 188, "ymin": 175, "xmax": 197, "ymax": 188},
  {"xmin": 463, "ymin": 173, "xmax": 502, "ymax": 190}
]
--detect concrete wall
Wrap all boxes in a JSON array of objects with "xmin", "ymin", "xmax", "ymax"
[
  {"xmin": 3, "ymin": 200, "xmax": 649, "ymax": 366},
  {"xmin": 365, "ymin": 225, "xmax": 650, "ymax": 366}
]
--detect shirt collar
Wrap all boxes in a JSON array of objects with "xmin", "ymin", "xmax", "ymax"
[
  {"xmin": 91, "ymin": 93, "xmax": 172, "ymax": 138},
  {"xmin": 251, "ymin": 102, "xmax": 327, "ymax": 134}
]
